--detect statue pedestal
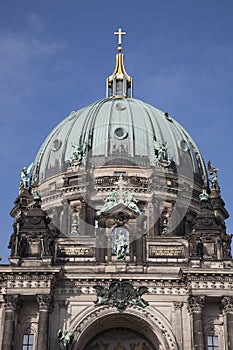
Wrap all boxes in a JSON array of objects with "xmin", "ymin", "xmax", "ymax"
[{"xmin": 114, "ymin": 261, "xmax": 127, "ymax": 273}]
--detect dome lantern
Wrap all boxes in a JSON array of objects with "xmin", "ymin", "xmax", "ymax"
[{"xmin": 106, "ymin": 28, "xmax": 133, "ymax": 98}]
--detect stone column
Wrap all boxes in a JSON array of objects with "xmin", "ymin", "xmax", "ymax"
[
  {"xmin": 36, "ymin": 294, "xmax": 53, "ymax": 350},
  {"xmin": 188, "ymin": 295, "xmax": 205, "ymax": 350},
  {"xmin": 221, "ymin": 296, "xmax": 233, "ymax": 350},
  {"xmin": 2, "ymin": 294, "xmax": 19, "ymax": 350}
]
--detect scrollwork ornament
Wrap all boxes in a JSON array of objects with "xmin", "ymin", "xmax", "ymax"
[
  {"xmin": 221, "ymin": 296, "xmax": 233, "ymax": 312},
  {"xmin": 188, "ymin": 295, "xmax": 205, "ymax": 312}
]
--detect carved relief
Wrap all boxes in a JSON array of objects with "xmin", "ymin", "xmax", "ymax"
[
  {"xmin": 36, "ymin": 294, "xmax": 54, "ymax": 311},
  {"xmin": 220, "ymin": 296, "xmax": 233, "ymax": 311},
  {"xmin": 188, "ymin": 295, "xmax": 205, "ymax": 312},
  {"xmin": 173, "ymin": 302, "xmax": 183, "ymax": 310},
  {"xmin": 3, "ymin": 294, "xmax": 19, "ymax": 310},
  {"xmin": 94, "ymin": 280, "xmax": 149, "ymax": 312}
]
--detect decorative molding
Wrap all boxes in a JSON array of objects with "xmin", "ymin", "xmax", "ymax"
[
  {"xmin": 55, "ymin": 278, "xmax": 188, "ymax": 296},
  {"xmin": 1, "ymin": 271, "xmax": 59, "ymax": 290}
]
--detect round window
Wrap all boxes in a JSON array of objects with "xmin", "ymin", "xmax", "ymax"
[
  {"xmin": 52, "ymin": 139, "xmax": 62, "ymax": 151},
  {"xmin": 179, "ymin": 139, "xmax": 189, "ymax": 152},
  {"xmin": 114, "ymin": 127, "xmax": 128, "ymax": 140},
  {"xmin": 116, "ymin": 102, "xmax": 126, "ymax": 111}
]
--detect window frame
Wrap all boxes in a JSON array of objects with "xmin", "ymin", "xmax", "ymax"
[
  {"xmin": 207, "ymin": 335, "xmax": 219, "ymax": 350},
  {"xmin": 22, "ymin": 333, "xmax": 34, "ymax": 350}
]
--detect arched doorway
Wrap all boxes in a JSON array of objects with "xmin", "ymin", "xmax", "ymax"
[
  {"xmin": 85, "ymin": 327, "xmax": 156, "ymax": 349},
  {"xmin": 72, "ymin": 307, "xmax": 177, "ymax": 350}
]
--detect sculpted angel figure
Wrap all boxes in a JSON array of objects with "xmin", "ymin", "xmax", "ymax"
[
  {"xmin": 57, "ymin": 329, "xmax": 74, "ymax": 349},
  {"xmin": 20, "ymin": 163, "xmax": 33, "ymax": 189},
  {"xmin": 208, "ymin": 160, "xmax": 219, "ymax": 190}
]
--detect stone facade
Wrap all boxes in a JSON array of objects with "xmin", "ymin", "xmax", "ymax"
[{"xmin": 0, "ymin": 32, "xmax": 232, "ymax": 350}]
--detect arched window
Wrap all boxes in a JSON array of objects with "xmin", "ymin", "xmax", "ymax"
[{"xmin": 207, "ymin": 335, "xmax": 218, "ymax": 350}]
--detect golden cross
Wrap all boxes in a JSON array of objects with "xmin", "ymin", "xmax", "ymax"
[{"xmin": 114, "ymin": 28, "xmax": 126, "ymax": 46}]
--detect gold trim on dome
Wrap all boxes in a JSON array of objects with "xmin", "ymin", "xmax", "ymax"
[{"xmin": 108, "ymin": 53, "xmax": 131, "ymax": 87}]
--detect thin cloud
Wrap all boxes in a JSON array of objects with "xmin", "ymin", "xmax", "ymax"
[{"xmin": 0, "ymin": 29, "xmax": 65, "ymax": 111}]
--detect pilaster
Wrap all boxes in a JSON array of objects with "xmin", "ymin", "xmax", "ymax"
[
  {"xmin": 221, "ymin": 296, "xmax": 233, "ymax": 350},
  {"xmin": 36, "ymin": 294, "xmax": 53, "ymax": 350},
  {"xmin": 2, "ymin": 294, "xmax": 19, "ymax": 350},
  {"xmin": 188, "ymin": 295, "xmax": 205, "ymax": 350}
]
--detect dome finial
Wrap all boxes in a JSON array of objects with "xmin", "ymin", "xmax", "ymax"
[{"xmin": 106, "ymin": 28, "xmax": 133, "ymax": 98}]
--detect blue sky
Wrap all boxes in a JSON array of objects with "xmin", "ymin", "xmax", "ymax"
[{"xmin": 0, "ymin": 0, "xmax": 233, "ymax": 262}]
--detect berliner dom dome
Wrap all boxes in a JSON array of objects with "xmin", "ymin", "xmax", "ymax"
[
  {"xmin": 28, "ymin": 28, "xmax": 210, "ymax": 239},
  {"xmin": 31, "ymin": 36, "xmax": 206, "ymax": 188}
]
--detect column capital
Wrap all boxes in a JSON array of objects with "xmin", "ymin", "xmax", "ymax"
[
  {"xmin": 221, "ymin": 296, "xmax": 233, "ymax": 312},
  {"xmin": 36, "ymin": 294, "xmax": 54, "ymax": 311},
  {"xmin": 173, "ymin": 301, "xmax": 183, "ymax": 310},
  {"xmin": 3, "ymin": 294, "xmax": 19, "ymax": 311},
  {"xmin": 188, "ymin": 295, "xmax": 205, "ymax": 312}
]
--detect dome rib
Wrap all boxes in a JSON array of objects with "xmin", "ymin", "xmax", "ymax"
[{"xmin": 31, "ymin": 97, "xmax": 207, "ymax": 186}]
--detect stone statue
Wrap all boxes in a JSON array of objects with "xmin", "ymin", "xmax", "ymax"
[
  {"xmin": 99, "ymin": 189, "xmax": 141, "ymax": 215},
  {"xmin": 18, "ymin": 236, "xmax": 29, "ymax": 258},
  {"xmin": 124, "ymin": 191, "xmax": 141, "ymax": 214},
  {"xmin": 115, "ymin": 229, "xmax": 128, "ymax": 260},
  {"xmin": 69, "ymin": 142, "xmax": 88, "ymax": 166},
  {"xmin": 94, "ymin": 285, "xmax": 110, "ymax": 305},
  {"xmin": 98, "ymin": 191, "xmax": 117, "ymax": 213},
  {"xmin": 40, "ymin": 235, "xmax": 45, "ymax": 258},
  {"xmin": 20, "ymin": 163, "xmax": 33, "ymax": 189},
  {"xmin": 154, "ymin": 140, "xmax": 171, "ymax": 167},
  {"xmin": 72, "ymin": 143, "xmax": 82, "ymax": 162},
  {"xmin": 157, "ymin": 143, "xmax": 166, "ymax": 162},
  {"xmin": 33, "ymin": 191, "xmax": 41, "ymax": 201},
  {"xmin": 208, "ymin": 160, "xmax": 220, "ymax": 190},
  {"xmin": 161, "ymin": 216, "xmax": 168, "ymax": 235},
  {"xmin": 70, "ymin": 214, "xmax": 79, "ymax": 235},
  {"xmin": 57, "ymin": 329, "xmax": 74, "ymax": 349}
]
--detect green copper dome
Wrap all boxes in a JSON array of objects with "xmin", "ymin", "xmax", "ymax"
[
  {"xmin": 32, "ymin": 96, "xmax": 206, "ymax": 186},
  {"xmin": 31, "ymin": 32, "xmax": 207, "ymax": 187}
]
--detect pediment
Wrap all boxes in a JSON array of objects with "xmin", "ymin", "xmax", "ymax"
[{"xmin": 100, "ymin": 202, "xmax": 139, "ymax": 216}]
